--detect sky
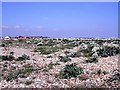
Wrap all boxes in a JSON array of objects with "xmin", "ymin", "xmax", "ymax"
[{"xmin": 2, "ymin": 2, "xmax": 118, "ymax": 38}]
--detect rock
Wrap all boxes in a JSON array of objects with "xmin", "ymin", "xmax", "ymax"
[
  {"xmin": 59, "ymin": 53, "xmax": 66, "ymax": 57},
  {"xmin": 35, "ymin": 78, "xmax": 41, "ymax": 83},
  {"xmin": 78, "ymin": 74, "xmax": 89, "ymax": 80}
]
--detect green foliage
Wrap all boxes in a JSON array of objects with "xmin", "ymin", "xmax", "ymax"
[
  {"xmin": 80, "ymin": 44, "xmax": 93, "ymax": 57},
  {"xmin": 17, "ymin": 54, "xmax": 30, "ymax": 61},
  {"xmin": 47, "ymin": 62, "xmax": 54, "ymax": 69},
  {"xmin": 97, "ymin": 46, "xmax": 120, "ymax": 57},
  {"xmin": 10, "ymin": 52, "xmax": 14, "ymax": 55},
  {"xmin": 0, "ymin": 55, "xmax": 15, "ymax": 61},
  {"xmin": 85, "ymin": 57, "xmax": 98, "ymax": 63},
  {"xmin": 81, "ymin": 49, "xmax": 92, "ymax": 57},
  {"xmin": 62, "ymin": 39, "xmax": 71, "ymax": 43},
  {"xmin": 34, "ymin": 46, "xmax": 59, "ymax": 54},
  {"xmin": 59, "ymin": 64, "xmax": 83, "ymax": 79},
  {"xmin": 45, "ymin": 39, "xmax": 56, "ymax": 46},
  {"xmin": 64, "ymin": 50, "xmax": 70, "ymax": 55},
  {"xmin": 64, "ymin": 42, "xmax": 77, "ymax": 49},
  {"xmin": 69, "ymin": 51, "xmax": 81, "ymax": 58},
  {"xmin": 59, "ymin": 56, "xmax": 71, "ymax": 62},
  {"xmin": 102, "ymin": 70, "xmax": 108, "ymax": 75},
  {"xmin": 25, "ymin": 80, "xmax": 33, "ymax": 85},
  {"xmin": 5, "ymin": 65, "xmax": 33, "ymax": 81},
  {"xmin": 1, "ymin": 43, "xmax": 6, "ymax": 47}
]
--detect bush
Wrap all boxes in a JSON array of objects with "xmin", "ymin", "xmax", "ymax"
[
  {"xmin": 102, "ymin": 70, "xmax": 108, "ymax": 75},
  {"xmin": 34, "ymin": 46, "xmax": 59, "ymax": 54},
  {"xmin": 59, "ymin": 63, "xmax": 83, "ymax": 79},
  {"xmin": 85, "ymin": 57, "xmax": 98, "ymax": 63},
  {"xmin": 59, "ymin": 56, "xmax": 71, "ymax": 62},
  {"xmin": 1, "ymin": 43, "xmax": 6, "ymax": 47},
  {"xmin": 62, "ymin": 39, "xmax": 71, "ymax": 43},
  {"xmin": 97, "ymin": 46, "xmax": 120, "ymax": 57},
  {"xmin": 25, "ymin": 80, "xmax": 33, "ymax": 85},
  {"xmin": 0, "ymin": 55, "xmax": 15, "ymax": 61},
  {"xmin": 17, "ymin": 54, "xmax": 30, "ymax": 61},
  {"xmin": 69, "ymin": 51, "xmax": 81, "ymax": 58},
  {"xmin": 5, "ymin": 65, "xmax": 33, "ymax": 81},
  {"xmin": 80, "ymin": 44, "xmax": 94, "ymax": 57},
  {"xmin": 64, "ymin": 50, "xmax": 70, "ymax": 55},
  {"xmin": 47, "ymin": 62, "xmax": 54, "ymax": 69},
  {"xmin": 81, "ymin": 49, "xmax": 92, "ymax": 57},
  {"xmin": 10, "ymin": 52, "xmax": 14, "ymax": 55},
  {"xmin": 64, "ymin": 43, "xmax": 77, "ymax": 49}
]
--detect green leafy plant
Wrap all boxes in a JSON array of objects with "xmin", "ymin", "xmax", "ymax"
[
  {"xmin": 102, "ymin": 70, "xmax": 108, "ymax": 75},
  {"xmin": 0, "ymin": 55, "xmax": 15, "ymax": 61},
  {"xmin": 85, "ymin": 57, "xmax": 98, "ymax": 63},
  {"xmin": 1, "ymin": 43, "xmax": 6, "ymax": 47},
  {"xmin": 47, "ymin": 62, "xmax": 54, "ymax": 69},
  {"xmin": 25, "ymin": 80, "xmax": 33, "ymax": 85},
  {"xmin": 64, "ymin": 42, "xmax": 77, "ymax": 49},
  {"xmin": 69, "ymin": 51, "xmax": 81, "ymax": 58},
  {"xmin": 59, "ymin": 56, "xmax": 71, "ymax": 62},
  {"xmin": 59, "ymin": 63, "xmax": 83, "ymax": 79},
  {"xmin": 5, "ymin": 65, "xmax": 33, "ymax": 81},
  {"xmin": 10, "ymin": 52, "xmax": 14, "ymax": 56},
  {"xmin": 17, "ymin": 54, "xmax": 30, "ymax": 61},
  {"xmin": 97, "ymin": 46, "xmax": 120, "ymax": 57},
  {"xmin": 34, "ymin": 46, "xmax": 59, "ymax": 54}
]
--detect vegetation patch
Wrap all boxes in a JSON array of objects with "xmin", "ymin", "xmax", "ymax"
[
  {"xmin": 5, "ymin": 65, "xmax": 33, "ymax": 81},
  {"xmin": 97, "ymin": 46, "xmax": 120, "ymax": 57},
  {"xmin": 0, "ymin": 55, "xmax": 15, "ymax": 61},
  {"xmin": 85, "ymin": 57, "xmax": 98, "ymax": 63},
  {"xmin": 34, "ymin": 46, "xmax": 59, "ymax": 54},
  {"xmin": 59, "ymin": 63, "xmax": 83, "ymax": 79},
  {"xmin": 17, "ymin": 54, "xmax": 30, "ymax": 61},
  {"xmin": 25, "ymin": 80, "xmax": 34, "ymax": 85},
  {"xmin": 59, "ymin": 56, "xmax": 71, "ymax": 62}
]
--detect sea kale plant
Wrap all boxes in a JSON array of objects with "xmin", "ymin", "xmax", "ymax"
[
  {"xmin": 17, "ymin": 54, "xmax": 30, "ymax": 61},
  {"xmin": 59, "ymin": 63, "xmax": 83, "ymax": 79},
  {"xmin": 97, "ymin": 46, "xmax": 120, "ymax": 57},
  {"xmin": 59, "ymin": 56, "xmax": 71, "ymax": 62}
]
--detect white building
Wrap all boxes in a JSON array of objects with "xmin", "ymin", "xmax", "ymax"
[{"xmin": 4, "ymin": 36, "xmax": 11, "ymax": 40}]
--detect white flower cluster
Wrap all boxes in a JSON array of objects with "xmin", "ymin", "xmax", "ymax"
[
  {"xmin": 92, "ymin": 46, "xmax": 100, "ymax": 52},
  {"xmin": 81, "ymin": 43, "xmax": 88, "ymax": 49}
]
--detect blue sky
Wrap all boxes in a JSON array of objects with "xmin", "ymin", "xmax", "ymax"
[{"xmin": 2, "ymin": 2, "xmax": 118, "ymax": 38}]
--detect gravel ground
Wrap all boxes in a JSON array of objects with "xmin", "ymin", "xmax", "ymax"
[{"xmin": 0, "ymin": 46, "xmax": 120, "ymax": 88}]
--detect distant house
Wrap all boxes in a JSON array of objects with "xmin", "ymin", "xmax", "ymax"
[
  {"xmin": 4, "ymin": 36, "xmax": 11, "ymax": 40},
  {"xmin": 18, "ymin": 36, "xmax": 29, "ymax": 39},
  {"xmin": 29, "ymin": 36, "xmax": 48, "ymax": 39}
]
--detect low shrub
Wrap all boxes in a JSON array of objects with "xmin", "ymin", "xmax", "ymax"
[
  {"xmin": 102, "ymin": 70, "xmax": 108, "ymax": 75},
  {"xmin": 64, "ymin": 43, "xmax": 77, "ymax": 49},
  {"xmin": 69, "ymin": 51, "xmax": 81, "ymax": 58},
  {"xmin": 25, "ymin": 80, "xmax": 33, "ymax": 85},
  {"xmin": 1, "ymin": 43, "xmax": 6, "ymax": 47},
  {"xmin": 17, "ymin": 54, "xmax": 30, "ymax": 61},
  {"xmin": 59, "ymin": 56, "xmax": 71, "ymax": 62},
  {"xmin": 97, "ymin": 46, "xmax": 120, "ymax": 57},
  {"xmin": 59, "ymin": 63, "xmax": 83, "ymax": 79},
  {"xmin": 85, "ymin": 57, "xmax": 98, "ymax": 63},
  {"xmin": 34, "ymin": 46, "xmax": 59, "ymax": 54},
  {"xmin": 62, "ymin": 39, "xmax": 72, "ymax": 44},
  {"xmin": 47, "ymin": 62, "xmax": 54, "ymax": 69},
  {"xmin": 64, "ymin": 50, "xmax": 70, "ymax": 55},
  {"xmin": 5, "ymin": 65, "xmax": 33, "ymax": 81},
  {"xmin": 0, "ymin": 55, "xmax": 15, "ymax": 61},
  {"xmin": 80, "ymin": 48, "xmax": 93, "ymax": 57}
]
